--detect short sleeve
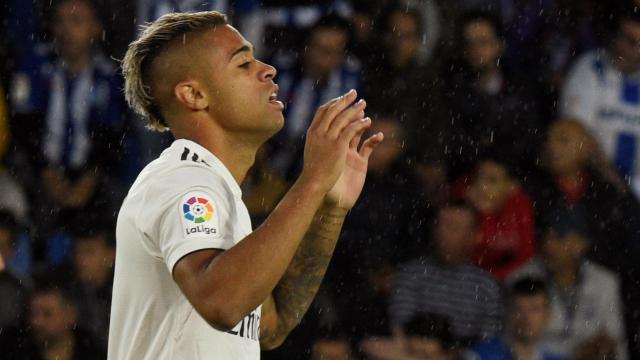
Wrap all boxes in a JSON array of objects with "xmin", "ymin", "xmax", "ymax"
[
  {"xmin": 560, "ymin": 54, "xmax": 598, "ymax": 129},
  {"xmin": 157, "ymin": 187, "xmax": 237, "ymax": 273}
]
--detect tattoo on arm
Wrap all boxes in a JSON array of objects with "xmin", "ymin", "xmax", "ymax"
[{"xmin": 260, "ymin": 206, "xmax": 347, "ymax": 347}]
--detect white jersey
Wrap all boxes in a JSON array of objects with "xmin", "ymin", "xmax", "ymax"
[
  {"xmin": 108, "ymin": 139, "xmax": 261, "ymax": 359},
  {"xmin": 560, "ymin": 50, "xmax": 640, "ymax": 193}
]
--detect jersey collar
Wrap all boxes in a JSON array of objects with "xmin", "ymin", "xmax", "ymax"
[{"xmin": 171, "ymin": 138, "xmax": 243, "ymax": 198}]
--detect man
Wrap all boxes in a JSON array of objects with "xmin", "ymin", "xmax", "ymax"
[
  {"xmin": 361, "ymin": 313, "xmax": 456, "ymax": 360},
  {"xmin": 0, "ymin": 284, "xmax": 104, "ymax": 359},
  {"xmin": 560, "ymin": 6, "xmax": 640, "ymax": 195},
  {"xmin": 363, "ymin": 4, "xmax": 448, "ymax": 165},
  {"xmin": 470, "ymin": 277, "xmax": 566, "ymax": 360},
  {"xmin": 69, "ymin": 223, "xmax": 115, "ymax": 350},
  {"xmin": 109, "ymin": 11, "xmax": 383, "ymax": 359},
  {"xmin": 10, "ymin": 0, "xmax": 126, "ymax": 239},
  {"xmin": 509, "ymin": 206, "xmax": 628, "ymax": 360},
  {"xmin": 452, "ymin": 150, "xmax": 535, "ymax": 280},
  {"xmin": 389, "ymin": 200, "xmax": 502, "ymax": 344},
  {"xmin": 444, "ymin": 10, "xmax": 540, "ymax": 178}
]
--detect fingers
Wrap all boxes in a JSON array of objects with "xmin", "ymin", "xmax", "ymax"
[
  {"xmin": 328, "ymin": 98, "xmax": 367, "ymax": 139},
  {"xmin": 309, "ymin": 97, "xmax": 341, "ymax": 131},
  {"xmin": 316, "ymin": 89, "xmax": 358, "ymax": 132},
  {"xmin": 359, "ymin": 132, "xmax": 384, "ymax": 159},
  {"xmin": 350, "ymin": 124, "xmax": 366, "ymax": 150},
  {"xmin": 339, "ymin": 117, "xmax": 372, "ymax": 145}
]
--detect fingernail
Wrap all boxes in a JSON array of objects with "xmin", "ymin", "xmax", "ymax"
[
  {"xmin": 347, "ymin": 89, "xmax": 356, "ymax": 96},
  {"xmin": 362, "ymin": 117, "xmax": 371, "ymax": 122},
  {"xmin": 356, "ymin": 99, "xmax": 365, "ymax": 106}
]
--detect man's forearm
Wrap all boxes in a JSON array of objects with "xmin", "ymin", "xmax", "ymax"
[{"xmin": 261, "ymin": 204, "xmax": 347, "ymax": 347}]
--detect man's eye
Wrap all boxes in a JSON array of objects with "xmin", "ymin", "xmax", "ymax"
[{"xmin": 239, "ymin": 61, "xmax": 251, "ymax": 69}]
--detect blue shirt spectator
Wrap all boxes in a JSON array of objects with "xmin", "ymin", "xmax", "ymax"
[
  {"xmin": 267, "ymin": 14, "xmax": 361, "ymax": 181},
  {"xmin": 11, "ymin": 44, "xmax": 125, "ymax": 172}
]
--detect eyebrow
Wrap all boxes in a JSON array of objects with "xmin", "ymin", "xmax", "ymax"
[{"xmin": 229, "ymin": 44, "xmax": 253, "ymax": 61}]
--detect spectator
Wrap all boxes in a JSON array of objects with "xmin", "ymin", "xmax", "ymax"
[
  {"xmin": 363, "ymin": 3, "xmax": 449, "ymax": 166},
  {"xmin": 469, "ymin": 277, "xmax": 567, "ymax": 360},
  {"xmin": 509, "ymin": 206, "xmax": 628, "ymax": 360},
  {"xmin": 0, "ymin": 283, "xmax": 105, "ymax": 359},
  {"xmin": 526, "ymin": 119, "xmax": 639, "ymax": 273},
  {"xmin": 267, "ymin": 13, "xmax": 361, "ymax": 181},
  {"xmin": 0, "ymin": 210, "xmax": 29, "ymax": 330},
  {"xmin": 0, "ymin": 83, "xmax": 29, "ymax": 223},
  {"xmin": 68, "ymin": 222, "xmax": 115, "ymax": 350},
  {"xmin": 451, "ymin": 150, "xmax": 536, "ymax": 280},
  {"xmin": 328, "ymin": 115, "xmax": 429, "ymax": 342},
  {"xmin": 361, "ymin": 313, "xmax": 458, "ymax": 360},
  {"xmin": 238, "ymin": 0, "xmax": 353, "ymax": 60},
  {"xmin": 10, "ymin": 0, "xmax": 126, "ymax": 240},
  {"xmin": 389, "ymin": 199, "xmax": 502, "ymax": 344},
  {"xmin": 443, "ymin": 10, "xmax": 540, "ymax": 178},
  {"xmin": 560, "ymin": 6, "xmax": 640, "ymax": 195}
]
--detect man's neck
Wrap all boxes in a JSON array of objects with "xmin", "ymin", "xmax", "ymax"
[
  {"xmin": 42, "ymin": 331, "xmax": 75, "ymax": 360},
  {"xmin": 552, "ymin": 262, "xmax": 579, "ymax": 290},
  {"xmin": 185, "ymin": 131, "xmax": 259, "ymax": 185}
]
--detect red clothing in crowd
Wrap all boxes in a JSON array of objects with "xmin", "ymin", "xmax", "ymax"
[
  {"xmin": 474, "ymin": 189, "xmax": 535, "ymax": 280},
  {"xmin": 452, "ymin": 181, "xmax": 536, "ymax": 280}
]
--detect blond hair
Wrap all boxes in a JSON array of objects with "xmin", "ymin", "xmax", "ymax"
[{"xmin": 121, "ymin": 11, "xmax": 228, "ymax": 131}]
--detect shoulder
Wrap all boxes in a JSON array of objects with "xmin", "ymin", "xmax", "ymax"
[
  {"xmin": 134, "ymin": 151, "xmax": 234, "ymax": 206},
  {"xmin": 583, "ymin": 261, "xmax": 620, "ymax": 288},
  {"xmin": 466, "ymin": 265, "xmax": 502, "ymax": 294},
  {"xmin": 566, "ymin": 50, "xmax": 611, "ymax": 80},
  {"xmin": 397, "ymin": 256, "xmax": 434, "ymax": 273},
  {"xmin": 506, "ymin": 258, "xmax": 545, "ymax": 284}
]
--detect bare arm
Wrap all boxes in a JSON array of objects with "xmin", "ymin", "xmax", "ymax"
[
  {"xmin": 173, "ymin": 91, "xmax": 371, "ymax": 330},
  {"xmin": 260, "ymin": 110, "xmax": 384, "ymax": 349},
  {"xmin": 260, "ymin": 204, "xmax": 347, "ymax": 349}
]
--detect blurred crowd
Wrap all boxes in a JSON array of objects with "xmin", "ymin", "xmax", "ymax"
[{"xmin": 1, "ymin": 0, "xmax": 640, "ymax": 359}]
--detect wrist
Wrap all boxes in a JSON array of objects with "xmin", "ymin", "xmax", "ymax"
[{"xmin": 319, "ymin": 200, "xmax": 350, "ymax": 216}]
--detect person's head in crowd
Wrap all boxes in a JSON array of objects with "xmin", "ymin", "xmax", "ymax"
[
  {"xmin": 413, "ymin": 152, "xmax": 450, "ymax": 209},
  {"xmin": 402, "ymin": 313, "xmax": 455, "ymax": 360},
  {"xmin": 459, "ymin": 11, "xmax": 504, "ymax": 73},
  {"xmin": 541, "ymin": 206, "xmax": 591, "ymax": 275},
  {"xmin": 434, "ymin": 199, "xmax": 479, "ymax": 265},
  {"xmin": 0, "ymin": 210, "xmax": 19, "ymax": 263},
  {"xmin": 70, "ymin": 222, "xmax": 115, "ymax": 288},
  {"xmin": 507, "ymin": 277, "xmax": 550, "ymax": 345},
  {"xmin": 304, "ymin": 14, "xmax": 351, "ymax": 83},
  {"xmin": 544, "ymin": 119, "xmax": 593, "ymax": 177},
  {"xmin": 366, "ymin": 114, "xmax": 406, "ymax": 174},
  {"xmin": 29, "ymin": 284, "xmax": 77, "ymax": 347},
  {"xmin": 465, "ymin": 150, "xmax": 517, "ymax": 214},
  {"xmin": 52, "ymin": 0, "xmax": 103, "ymax": 69},
  {"xmin": 612, "ymin": 6, "xmax": 640, "ymax": 74},
  {"xmin": 381, "ymin": 4, "xmax": 423, "ymax": 67}
]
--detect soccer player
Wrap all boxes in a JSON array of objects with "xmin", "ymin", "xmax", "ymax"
[{"xmin": 108, "ymin": 11, "xmax": 383, "ymax": 359}]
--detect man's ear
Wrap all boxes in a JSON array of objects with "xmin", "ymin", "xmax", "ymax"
[{"xmin": 174, "ymin": 81, "xmax": 209, "ymax": 111}]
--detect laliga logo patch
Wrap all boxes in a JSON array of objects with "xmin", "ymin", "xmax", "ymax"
[
  {"xmin": 182, "ymin": 195, "xmax": 218, "ymax": 237},
  {"xmin": 183, "ymin": 196, "xmax": 214, "ymax": 223}
]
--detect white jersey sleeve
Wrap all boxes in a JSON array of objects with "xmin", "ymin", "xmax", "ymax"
[
  {"xmin": 135, "ymin": 165, "xmax": 238, "ymax": 273},
  {"xmin": 560, "ymin": 53, "xmax": 600, "ymax": 129}
]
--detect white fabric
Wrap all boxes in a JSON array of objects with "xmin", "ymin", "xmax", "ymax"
[
  {"xmin": 508, "ymin": 258, "xmax": 628, "ymax": 360},
  {"xmin": 108, "ymin": 139, "xmax": 260, "ymax": 359},
  {"xmin": 560, "ymin": 50, "xmax": 640, "ymax": 195}
]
